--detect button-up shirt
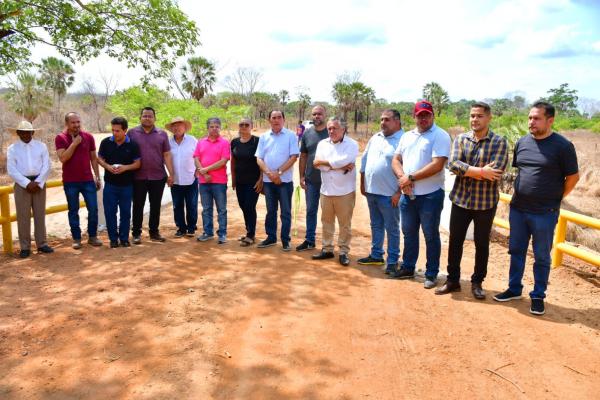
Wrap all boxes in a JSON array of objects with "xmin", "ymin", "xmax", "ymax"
[
  {"xmin": 255, "ymin": 128, "xmax": 299, "ymax": 183},
  {"xmin": 448, "ymin": 130, "xmax": 509, "ymax": 210},
  {"xmin": 360, "ymin": 129, "xmax": 404, "ymax": 196},
  {"xmin": 315, "ymin": 135, "xmax": 359, "ymax": 196},
  {"xmin": 128, "ymin": 125, "xmax": 170, "ymax": 180},
  {"xmin": 7, "ymin": 139, "xmax": 51, "ymax": 189},
  {"xmin": 169, "ymin": 134, "xmax": 198, "ymax": 186},
  {"xmin": 394, "ymin": 123, "xmax": 451, "ymax": 195}
]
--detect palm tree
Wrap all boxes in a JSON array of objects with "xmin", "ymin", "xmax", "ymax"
[
  {"xmin": 40, "ymin": 57, "xmax": 75, "ymax": 121},
  {"xmin": 181, "ymin": 56, "xmax": 216, "ymax": 101},
  {"xmin": 278, "ymin": 89, "xmax": 289, "ymax": 108},
  {"xmin": 422, "ymin": 82, "xmax": 450, "ymax": 116},
  {"xmin": 5, "ymin": 71, "xmax": 52, "ymax": 122}
]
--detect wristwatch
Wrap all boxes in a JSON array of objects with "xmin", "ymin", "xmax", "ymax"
[
  {"xmin": 408, "ymin": 174, "xmax": 416, "ymax": 182},
  {"xmin": 277, "ymin": 169, "xmax": 283, "ymax": 176}
]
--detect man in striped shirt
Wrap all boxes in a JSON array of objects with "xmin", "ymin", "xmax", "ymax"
[{"xmin": 435, "ymin": 102, "xmax": 508, "ymax": 299}]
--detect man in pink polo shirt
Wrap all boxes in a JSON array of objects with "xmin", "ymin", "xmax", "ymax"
[{"xmin": 194, "ymin": 117, "xmax": 230, "ymax": 244}]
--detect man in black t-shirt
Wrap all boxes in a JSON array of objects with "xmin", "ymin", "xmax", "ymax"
[
  {"xmin": 296, "ymin": 105, "xmax": 329, "ymax": 252},
  {"xmin": 97, "ymin": 117, "xmax": 141, "ymax": 248},
  {"xmin": 494, "ymin": 102, "xmax": 579, "ymax": 316}
]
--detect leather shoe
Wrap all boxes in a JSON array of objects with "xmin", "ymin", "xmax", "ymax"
[
  {"xmin": 312, "ymin": 251, "xmax": 334, "ymax": 260},
  {"xmin": 37, "ymin": 245, "xmax": 54, "ymax": 254},
  {"xmin": 19, "ymin": 249, "xmax": 31, "ymax": 258},
  {"xmin": 339, "ymin": 254, "xmax": 350, "ymax": 266},
  {"xmin": 435, "ymin": 281, "xmax": 461, "ymax": 295},
  {"xmin": 150, "ymin": 233, "xmax": 166, "ymax": 242},
  {"xmin": 471, "ymin": 283, "xmax": 486, "ymax": 300}
]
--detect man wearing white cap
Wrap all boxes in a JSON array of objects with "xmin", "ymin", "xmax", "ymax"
[
  {"xmin": 166, "ymin": 116, "xmax": 198, "ymax": 238},
  {"xmin": 7, "ymin": 121, "xmax": 53, "ymax": 258}
]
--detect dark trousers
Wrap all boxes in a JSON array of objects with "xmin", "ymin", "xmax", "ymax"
[
  {"xmin": 447, "ymin": 203, "xmax": 497, "ymax": 284},
  {"xmin": 235, "ymin": 183, "xmax": 260, "ymax": 239},
  {"xmin": 171, "ymin": 179, "xmax": 198, "ymax": 234},
  {"xmin": 103, "ymin": 182, "xmax": 133, "ymax": 243},
  {"xmin": 132, "ymin": 178, "xmax": 166, "ymax": 236}
]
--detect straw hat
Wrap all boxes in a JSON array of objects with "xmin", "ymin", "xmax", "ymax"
[
  {"xmin": 165, "ymin": 116, "xmax": 192, "ymax": 133},
  {"xmin": 7, "ymin": 120, "xmax": 41, "ymax": 135}
]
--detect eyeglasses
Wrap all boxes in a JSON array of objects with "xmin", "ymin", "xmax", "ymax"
[{"xmin": 239, "ymin": 123, "xmax": 250, "ymax": 127}]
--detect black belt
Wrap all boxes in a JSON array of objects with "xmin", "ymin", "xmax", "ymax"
[{"xmin": 26, "ymin": 175, "xmax": 39, "ymax": 180}]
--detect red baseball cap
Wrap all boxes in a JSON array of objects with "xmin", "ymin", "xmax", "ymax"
[{"xmin": 414, "ymin": 100, "xmax": 434, "ymax": 116}]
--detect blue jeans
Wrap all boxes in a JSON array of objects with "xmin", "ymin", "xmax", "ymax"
[
  {"xmin": 64, "ymin": 181, "xmax": 99, "ymax": 240},
  {"xmin": 366, "ymin": 193, "xmax": 400, "ymax": 265},
  {"xmin": 171, "ymin": 179, "xmax": 198, "ymax": 234},
  {"xmin": 199, "ymin": 183, "xmax": 227, "ymax": 238},
  {"xmin": 103, "ymin": 182, "xmax": 133, "ymax": 243},
  {"xmin": 400, "ymin": 188, "xmax": 445, "ymax": 279},
  {"xmin": 508, "ymin": 206, "xmax": 559, "ymax": 299},
  {"xmin": 263, "ymin": 181, "xmax": 293, "ymax": 243},
  {"xmin": 304, "ymin": 180, "xmax": 321, "ymax": 243},
  {"xmin": 235, "ymin": 183, "xmax": 260, "ymax": 239}
]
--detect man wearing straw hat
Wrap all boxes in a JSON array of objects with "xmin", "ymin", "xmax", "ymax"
[
  {"xmin": 7, "ymin": 121, "xmax": 54, "ymax": 258},
  {"xmin": 166, "ymin": 116, "xmax": 198, "ymax": 238}
]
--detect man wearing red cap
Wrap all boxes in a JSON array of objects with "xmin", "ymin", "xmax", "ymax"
[{"xmin": 391, "ymin": 100, "xmax": 451, "ymax": 289}]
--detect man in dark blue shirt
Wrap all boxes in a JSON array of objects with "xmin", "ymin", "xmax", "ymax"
[
  {"xmin": 494, "ymin": 102, "xmax": 579, "ymax": 316},
  {"xmin": 98, "ymin": 117, "xmax": 141, "ymax": 248}
]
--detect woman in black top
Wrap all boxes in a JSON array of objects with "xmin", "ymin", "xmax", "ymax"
[{"xmin": 230, "ymin": 117, "xmax": 262, "ymax": 246}]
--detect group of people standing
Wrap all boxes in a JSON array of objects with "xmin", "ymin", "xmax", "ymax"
[{"xmin": 6, "ymin": 99, "xmax": 578, "ymax": 316}]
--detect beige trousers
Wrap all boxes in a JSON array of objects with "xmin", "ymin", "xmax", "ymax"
[
  {"xmin": 320, "ymin": 191, "xmax": 356, "ymax": 255},
  {"xmin": 14, "ymin": 184, "xmax": 48, "ymax": 250}
]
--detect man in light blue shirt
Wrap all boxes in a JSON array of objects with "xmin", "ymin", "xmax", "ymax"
[
  {"xmin": 255, "ymin": 110, "xmax": 299, "ymax": 251},
  {"xmin": 391, "ymin": 100, "xmax": 451, "ymax": 288},
  {"xmin": 358, "ymin": 109, "xmax": 404, "ymax": 274}
]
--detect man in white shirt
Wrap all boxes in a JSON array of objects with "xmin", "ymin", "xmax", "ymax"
[
  {"xmin": 7, "ymin": 121, "xmax": 53, "ymax": 258},
  {"xmin": 311, "ymin": 117, "xmax": 359, "ymax": 266},
  {"xmin": 166, "ymin": 117, "xmax": 199, "ymax": 238}
]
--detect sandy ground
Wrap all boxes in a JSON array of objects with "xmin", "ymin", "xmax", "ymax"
[{"xmin": 0, "ymin": 130, "xmax": 599, "ymax": 399}]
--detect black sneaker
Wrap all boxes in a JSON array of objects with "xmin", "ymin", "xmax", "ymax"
[
  {"xmin": 389, "ymin": 268, "xmax": 415, "ymax": 279},
  {"xmin": 110, "ymin": 241, "xmax": 119, "ymax": 248},
  {"xmin": 133, "ymin": 235, "xmax": 142, "ymax": 245},
  {"xmin": 493, "ymin": 289, "xmax": 522, "ymax": 302},
  {"xmin": 19, "ymin": 249, "xmax": 31, "ymax": 258},
  {"xmin": 384, "ymin": 264, "xmax": 397, "ymax": 275},
  {"xmin": 120, "ymin": 241, "xmax": 131, "ymax": 247},
  {"xmin": 282, "ymin": 242, "xmax": 292, "ymax": 252},
  {"xmin": 174, "ymin": 230, "xmax": 185, "ymax": 238},
  {"xmin": 37, "ymin": 245, "xmax": 54, "ymax": 254},
  {"xmin": 357, "ymin": 255, "xmax": 385, "ymax": 266},
  {"xmin": 295, "ymin": 240, "xmax": 315, "ymax": 252},
  {"xmin": 257, "ymin": 238, "xmax": 277, "ymax": 248},
  {"xmin": 530, "ymin": 298, "xmax": 545, "ymax": 315}
]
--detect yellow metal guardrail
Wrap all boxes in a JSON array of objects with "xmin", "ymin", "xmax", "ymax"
[
  {"xmin": 0, "ymin": 180, "xmax": 85, "ymax": 254},
  {"xmin": 493, "ymin": 192, "xmax": 600, "ymax": 268}
]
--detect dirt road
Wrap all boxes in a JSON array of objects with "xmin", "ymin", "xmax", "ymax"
[{"xmin": 1, "ymin": 176, "xmax": 599, "ymax": 399}]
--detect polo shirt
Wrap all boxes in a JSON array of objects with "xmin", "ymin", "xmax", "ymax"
[
  {"xmin": 128, "ymin": 125, "xmax": 170, "ymax": 181},
  {"xmin": 193, "ymin": 136, "xmax": 230, "ymax": 184},
  {"xmin": 170, "ymin": 134, "xmax": 198, "ymax": 186},
  {"xmin": 255, "ymin": 128, "xmax": 299, "ymax": 183},
  {"xmin": 360, "ymin": 129, "xmax": 404, "ymax": 196},
  {"xmin": 98, "ymin": 136, "xmax": 141, "ymax": 186},
  {"xmin": 300, "ymin": 126, "xmax": 329, "ymax": 185},
  {"xmin": 315, "ymin": 135, "xmax": 359, "ymax": 196},
  {"xmin": 394, "ymin": 123, "xmax": 451, "ymax": 195},
  {"xmin": 55, "ymin": 130, "xmax": 96, "ymax": 183}
]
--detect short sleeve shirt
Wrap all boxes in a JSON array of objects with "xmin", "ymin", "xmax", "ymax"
[
  {"xmin": 361, "ymin": 130, "xmax": 403, "ymax": 196},
  {"xmin": 128, "ymin": 126, "xmax": 170, "ymax": 181},
  {"xmin": 98, "ymin": 136, "xmax": 141, "ymax": 186},
  {"xmin": 300, "ymin": 126, "xmax": 329, "ymax": 185},
  {"xmin": 193, "ymin": 136, "xmax": 230, "ymax": 184},
  {"xmin": 255, "ymin": 128, "xmax": 300, "ymax": 183},
  {"xmin": 231, "ymin": 136, "xmax": 261, "ymax": 185},
  {"xmin": 394, "ymin": 124, "xmax": 451, "ymax": 195},
  {"xmin": 511, "ymin": 132, "xmax": 578, "ymax": 213},
  {"xmin": 55, "ymin": 130, "xmax": 96, "ymax": 183}
]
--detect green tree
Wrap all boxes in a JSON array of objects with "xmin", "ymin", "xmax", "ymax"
[
  {"xmin": 422, "ymin": 82, "xmax": 450, "ymax": 116},
  {"xmin": 250, "ymin": 92, "xmax": 278, "ymax": 123},
  {"xmin": 107, "ymin": 85, "xmax": 171, "ymax": 121},
  {"xmin": 4, "ymin": 71, "xmax": 52, "ymax": 122},
  {"xmin": 296, "ymin": 92, "xmax": 312, "ymax": 121},
  {"xmin": 0, "ymin": 1, "xmax": 199, "ymax": 80},
  {"xmin": 544, "ymin": 83, "xmax": 579, "ymax": 115},
  {"xmin": 278, "ymin": 89, "xmax": 289, "ymax": 108},
  {"xmin": 39, "ymin": 56, "xmax": 75, "ymax": 121},
  {"xmin": 181, "ymin": 56, "xmax": 216, "ymax": 102}
]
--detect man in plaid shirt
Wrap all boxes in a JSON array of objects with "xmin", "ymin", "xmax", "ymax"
[{"xmin": 435, "ymin": 102, "xmax": 508, "ymax": 299}]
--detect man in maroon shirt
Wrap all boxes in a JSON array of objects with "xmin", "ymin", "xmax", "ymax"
[
  {"xmin": 55, "ymin": 112, "xmax": 103, "ymax": 249},
  {"xmin": 128, "ymin": 107, "xmax": 175, "ymax": 243}
]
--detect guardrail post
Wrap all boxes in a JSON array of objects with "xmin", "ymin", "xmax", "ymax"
[
  {"xmin": 1, "ymin": 192, "xmax": 13, "ymax": 254},
  {"xmin": 551, "ymin": 215, "xmax": 567, "ymax": 268}
]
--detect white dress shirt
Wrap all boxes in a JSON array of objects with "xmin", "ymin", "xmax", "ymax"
[
  {"xmin": 315, "ymin": 135, "xmax": 359, "ymax": 196},
  {"xmin": 169, "ymin": 134, "xmax": 198, "ymax": 185},
  {"xmin": 7, "ymin": 138, "xmax": 51, "ymax": 189}
]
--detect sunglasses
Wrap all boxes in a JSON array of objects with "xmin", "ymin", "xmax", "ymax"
[{"xmin": 239, "ymin": 123, "xmax": 250, "ymax": 127}]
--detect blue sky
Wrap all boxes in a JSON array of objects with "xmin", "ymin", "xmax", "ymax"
[{"xmin": 31, "ymin": 0, "xmax": 600, "ymax": 104}]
